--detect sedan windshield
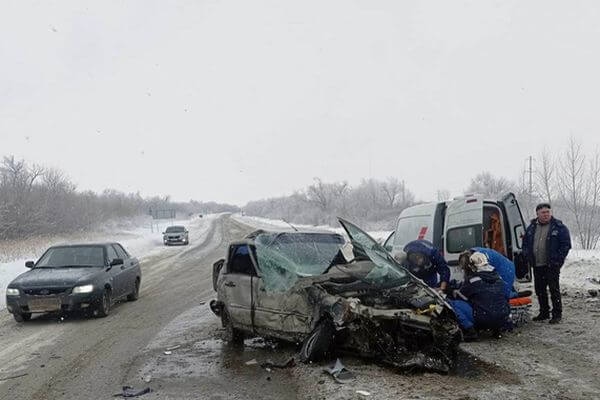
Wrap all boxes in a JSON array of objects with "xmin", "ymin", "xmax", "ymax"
[
  {"xmin": 255, "ymin": 232, "xmax": 345, "ymax": 291},
  {"xmin": 338, "ymin": 218, "xmax": 409, "ymax": 287},
  {"xmin": 36, "ymin": 246, "xmax": 105, "ymax": 268},
  {"xmin": 166, "ymin": 226, "xmax": 185, "ymax": 233}
]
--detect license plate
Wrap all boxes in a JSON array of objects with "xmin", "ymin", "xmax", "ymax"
[{"xmin": 28, "ymin": 297, "xmax": 61, "ymax": 312}]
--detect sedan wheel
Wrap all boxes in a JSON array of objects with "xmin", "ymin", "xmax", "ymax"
[
  {"xmin": 94, "ymin": 289, "xmax": 111, "ymax": 318},
  {"xmin": 221, "ymin": 308, "xmax": 243, "ymax": 345},
  {"xmin": 13, "ymin": 312, "xmax": 32, "ymax": 323},
  {"xmin": 127, "ymin": 279, "xmax": 140, "ymax": 301},
  {"xmin": 299, "ymin": 319, "xmax": 335, "ymax": 362}
]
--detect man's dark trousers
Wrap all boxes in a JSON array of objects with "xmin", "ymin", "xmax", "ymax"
[{"xmin": 534, "ymin": 266, "xmax": 561, "ymax": 317}]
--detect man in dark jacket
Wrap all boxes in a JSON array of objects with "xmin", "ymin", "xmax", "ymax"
[
  {"xmin": 402, "ymin": 239, "xmax": 450, "ymax": 291},
  {"xmin": 522, "ymin": 203, "xmax": 571, "ymax": 324}
]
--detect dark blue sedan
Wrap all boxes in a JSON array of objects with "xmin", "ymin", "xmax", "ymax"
[{"xmin": 5, "ymin": 243, "xmax": 141, "ymax": 322}]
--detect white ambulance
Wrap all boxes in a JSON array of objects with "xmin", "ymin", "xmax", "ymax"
[{"xmin": 387, "ymin": 193, "xmax": 530, "ymax": 282}]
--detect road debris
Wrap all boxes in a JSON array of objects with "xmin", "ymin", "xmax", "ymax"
[
  {"xmin": 586, "ymin": 277, "xmax": 600, "ymax": 285},
  {"xmin": 165, "ymin": 345, "xmax": 181, "ymax": 351},
  {"xmin": 113, "ymin": 386, "xmax": 152, "ymax": 398},
  {"xmin": 323, "ymin": 358, "xmax": 355, "ymax": 384},
  {"xmin": 260, "ymin": 357, "xmax": 296, "ymax": 369},
  {"xmin": 356, "ymin": 390, "xmax": 371, "ymax": 396},
  {"xmin": 163, "ymin": 351, "xmax": 172, "ymax": 355},
  {"xmin": 0, "ymin": 373, "xmax": 29, "ymax": 382},
  {"xmin": 141, "ymin": 375, "xmax": 152, "ymax": 383},
  {"xmin": 245, "ymin": 359, "xmax": 258, "ymax": 366}
]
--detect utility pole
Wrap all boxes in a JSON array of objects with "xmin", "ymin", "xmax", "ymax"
[
  {"xmin": 528, "ymin": 155, "xmax": 533, "ymax": 196},
  {"xmin": 524, "ymin": 155, "xmax": 534, "ymax": 219}
]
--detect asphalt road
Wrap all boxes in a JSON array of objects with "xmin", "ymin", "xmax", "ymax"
[
  {"xmin": 0, "ymin": 214, "xmax": 271, "ymax": 400},
  {"xmin": 2, "ymin": 214, "xmax": 600, "ymax": 400}
]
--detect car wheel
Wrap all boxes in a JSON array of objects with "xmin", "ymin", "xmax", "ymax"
[
  {"xmin": 299, "ymin": 319, "xmax": 335, "ymax": 362},
  {"xmin": 13, "ymin": 312, "xmax": 32, "ymax": 323},
  {"xmin": 94, "ymin": 289, "xmax": 111, "ymax": 318},
  {"xmin": 221, "ymin": 308, "xmax": 243, "ymax": 345},
  {"xmin": 127, "ymin": 279, "xmax": 140, "ymax": 301}
]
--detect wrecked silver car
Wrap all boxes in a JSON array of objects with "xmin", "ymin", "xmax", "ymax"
[{"xmin": 210, "ymin": 218, "xmax": 461, "ymax": 372}]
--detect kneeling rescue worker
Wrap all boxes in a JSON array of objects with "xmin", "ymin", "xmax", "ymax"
[{"xmin": 448, "ymin": 251, "xmax": 510, "ymax": 341}]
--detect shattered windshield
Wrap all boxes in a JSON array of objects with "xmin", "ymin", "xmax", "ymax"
[
  {"xmin": 255, "ymin": 232, "xmax": 345, "ymax": 291},
  {"xmin": 337, "ymin": 218, "xmax": 409, "ymax": 287}
]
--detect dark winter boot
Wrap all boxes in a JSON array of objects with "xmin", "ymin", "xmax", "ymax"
[
  {"xmin": 532, "ymin": 313, "xmax": 550, "ymax": 322},
  {"xmin": 549, "ymin": 315, "xmax": 562, "ymax": 324},
  {"xmin": 462, "ymin": 327, "xmax": 479, "ymax": 342}
]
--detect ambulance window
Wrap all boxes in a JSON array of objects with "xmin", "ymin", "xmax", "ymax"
[{"xmin": 447, "ymin": 224, "xmax": 482, "ymax": 253}]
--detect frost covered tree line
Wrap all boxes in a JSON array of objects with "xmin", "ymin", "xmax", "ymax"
[
  {"xmin": 245, "ymin": 138, "xmax": 600, "ymax": 249},
  {"xmin": 2, "ymin": 137, "xmax": 599, "ymax": 249},
  {"xmin": 243, "ymin": 177, "xmax": 415, "ymax": 230},
  {"xmin": 0, "ymin": 156, "xmax": 239, "ymax": 241}
]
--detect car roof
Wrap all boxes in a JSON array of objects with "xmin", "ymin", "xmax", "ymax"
[
  {"xmin": 49, "ymin": 243, "xmax": 120, "ymax": 248},
  {"xmin": 236, "ymin": 229, "xmax": 344, "ymax": 245}
]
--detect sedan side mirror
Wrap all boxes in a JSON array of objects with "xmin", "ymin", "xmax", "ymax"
[
  {"xmin": 110, "ymin": 258, "xmax": 124, "ymax": 266},
  {"xmin": 25, "ymin": 261, "xmax": 35, "ymax": 268}
]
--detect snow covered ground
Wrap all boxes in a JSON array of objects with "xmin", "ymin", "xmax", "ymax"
[{"xmin": 0, "ymin": 215, "xmax": 217, "ymax": 308}]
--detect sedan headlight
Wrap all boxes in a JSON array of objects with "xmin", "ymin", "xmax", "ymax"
[
  {"xmin": 72, "ymin": 284, "xmax": 94, "ymax": 294},
  {"xmin": 6, "ymin": 288, "xmax": 20, "ymax": 296}
]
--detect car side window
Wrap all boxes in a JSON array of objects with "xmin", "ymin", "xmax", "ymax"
[
  {"xmin": 228, "ymin": 245, "xmax": 256, "ymax": 276},
  {"xmin": 106, "ymin": 245, "xmax": 119, "ymax": 263},
  {"xmin": 113, "ymin": 244, "xmax": 128, "ymax": 259}
]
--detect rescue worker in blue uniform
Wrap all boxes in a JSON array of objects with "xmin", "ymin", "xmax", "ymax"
[
  {"xmin": 470, "ymin": 247, "xmax": 517, "ymax": 299},
  {"xmin": 402, "ymin": 239, "xmax": 450, "ymax": 291},
  {"xmin": 448, "ymin": 252, "xmax": 510, "ymax": 341}
]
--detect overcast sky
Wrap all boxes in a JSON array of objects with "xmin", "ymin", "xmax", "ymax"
[{"xmin": 2, "ymin": 1, "xmax": 600, "ymax": 205}]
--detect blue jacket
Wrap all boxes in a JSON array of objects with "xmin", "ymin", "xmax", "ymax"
[
  {"xmin": 403, "ymin": 239, "xmax": 450, "ymax": 288},
  {"xmin": 522, "ymin": 217, "xmax": 571, "ymax": 268},
  {"xmin": 471, "ymin": 247, "xmax": 517, "ymax": 299},
  {"xmin": 459, "ymin": 270, "xmax": 510, "ymax": 330}
]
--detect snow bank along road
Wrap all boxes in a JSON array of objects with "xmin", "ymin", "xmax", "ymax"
[{"xmin": 1, "ymin": 214, "xmax": 600, "ymax": 400}]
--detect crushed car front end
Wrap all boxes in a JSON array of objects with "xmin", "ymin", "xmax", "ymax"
[{"xmin": 303, "ymin": 271, "xmax": 461, "ymax": 372}]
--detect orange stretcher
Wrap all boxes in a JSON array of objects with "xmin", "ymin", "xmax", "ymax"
[{"xmin": 509, "ymin": 297, "xmax": 532, "ymax": 306}]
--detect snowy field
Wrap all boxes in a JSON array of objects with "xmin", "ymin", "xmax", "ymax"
[{"xmin": 0, "ymin": 214, "xmax": 218, "ymax": 308}]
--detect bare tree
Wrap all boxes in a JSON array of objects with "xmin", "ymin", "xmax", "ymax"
[
  {"xmin": 437, "ymin": 189, "xmax": 451, "ymax": 201},
  {"xmin": 556, "ymin": 137, "xmax": 600, "ymax": 249},
  {"xmin": 381, "ymin": 178, "xmax": 404, "ymax": 208},
  {"xmin": 535, "ymin": 149, "xmax": 555, "ymax": 204},
  {"xmin": 465, "ymin": 172, "xmax": 516, "ymax": 198},
  {"xmin": 582, "ymin": 149, "xmax": 600, "ymax": 249}
]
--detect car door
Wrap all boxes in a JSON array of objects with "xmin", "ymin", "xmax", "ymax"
[
  {"xmin": 252, "ymin": 275, "xmax": 311, "ymax": 338},
  {"xmin": 443, "ymin": 195, "xmax": 484, "ymax": 260},
  {"xmin": 500, "ymin": 193, "xmax": 530, "ymax": 281},
  {"xmin": 221, "ymin": 244, "xmax": 256, "ymax": 330},
  {"xmin": 114, "ymin": 244, "xmax": 138, "ymax": 294},
  {"xmin": 105, "ymin": 244, "xmax": 124, "ymax": 298}
]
